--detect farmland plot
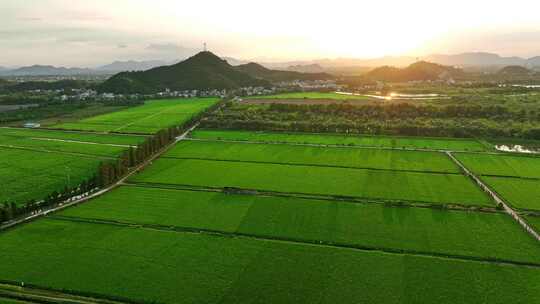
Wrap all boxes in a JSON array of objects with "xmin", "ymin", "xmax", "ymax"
[
  {"xmin": 59, "ymin": 185, "xmax": 540, "ymax": 264},
  {"xmin": 0, "ymin": 148, "xmax": 102, "ymax": 205},
  {"xmin": 166, "ymin": 140, "xmax": 460, "ymax": 173},
  {"xmin": 456, "ymin": 153, "xmax": 540, "ymax": 178},
  {"xmin": 482, "ymin": 177, "xmax": 540, "ymax": 211},
  {"xmin": 55, "ymin": 98, "xmax": 218, "ymax": 134},
  {"xmin": 130, "ymin": 158, "xmax": 492, "ymax": 206},
  {"xmin": 0, "ymin": 128, "xmax": 145, "ymax": 157},
  {"xmin": 0, "ymin": 219, "xmax": 538, "ymax": 304},
  {"xmin": 191, "ymin": 130, "xmax": 488, "ymax": 151}
]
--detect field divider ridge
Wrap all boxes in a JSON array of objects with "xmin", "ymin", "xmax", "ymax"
[
  {"xmin": 47, "ymin": 214, "xmax": 540, "ymax": 269},
  {"xmin": 160, "ymin": 156, "xmax": 463, "ymax": 175},
  {"xmin": 446, "ymin": 151, "xmax": 540, "ymax": 242}
]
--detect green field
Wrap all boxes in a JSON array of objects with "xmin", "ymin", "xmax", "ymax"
[
  {"xmin": 0, "ymin": 128, "xmax": 145, "ymax": 157},
  {"xmin": 54, "ymin": 98, "xmax": 218, "ymax": 134},
  {"xmin": 0, "ymin": 148, "xmax": 103, "ymax": 205},
  {"xmin": 59, "ymin": 186, "xmax": 540, "ymax": 264},
  {"xmin": 0, "ymin": 128, "xmax": 145, "ymax": 205},
  {"xmin": 0, "ymin": 218, "xmax": 538, "ymax": 304},
  {"xmin": 130, "ymin": 158, "xmax": 492, "ymax": 206},
  {"xmin": 456, "ymin": 153, "xmax": 540, "ymax": 178},
  {"xmin": 191, "ymin": 130, "xmax": 489, "ymax": 151},
  {"xmin": 252, "ymin": 92, "xmax": 371, "ymax": 100},
  {"xmin": 166, "ymin": 140, "xmax": 460, "ymax": 173},
  {"xmin": 483, "ymin": 177, "xmax": 540, "ymax": 211}
]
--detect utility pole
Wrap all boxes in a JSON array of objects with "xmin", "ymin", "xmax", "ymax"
[{"xmin": 204, "ymin": 42, "xmax": 207, "ymax": 52}]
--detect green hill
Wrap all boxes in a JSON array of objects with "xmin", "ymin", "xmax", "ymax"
[
  {"xmin": 498, "ymin": 65, "xmax": 531, "ymax": 75},
  {"xmin": 98, "ymin": 52, "xmax": 269, "ymax": 94},
  {"xmin": 234, "ymin": 62, "xmax": 333, "ymax": 82},
  {"xmin": 367, "ymin": 61, "xmax": 463, "ymax": 82}
]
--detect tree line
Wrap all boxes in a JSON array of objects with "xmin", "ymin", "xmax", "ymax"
[{"xmin": 202, "ymin": 102, "xmax": 540, "ymax": 139}]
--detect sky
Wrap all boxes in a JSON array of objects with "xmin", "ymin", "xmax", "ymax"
[{"xmin": 2, "ymin": 0, "xmax": 540, "ymax": 67}]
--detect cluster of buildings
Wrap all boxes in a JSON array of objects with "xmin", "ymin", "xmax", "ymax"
[
  {"xmin": 23, "ymin": 79, "xmax": 344, "ymax": 102},
  {"xmin": 276, "ymin": 80, "xmax": 344, "ymax": 91}
]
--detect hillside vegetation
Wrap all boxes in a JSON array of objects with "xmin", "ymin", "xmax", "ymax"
[
  {"xmin": 367, "ymin": 61, "xmax": 463, "ymax": 82},
  {"xmin": 98, "ymin": 52, "xmax": 269, "ymax": 93}
]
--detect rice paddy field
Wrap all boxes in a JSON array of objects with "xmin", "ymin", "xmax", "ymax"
[
  {"xmin": 0, "ymin": 219, "xmax": 539, "ymax": 304},
  {"xmin": 0, "ymin": 147, "xmax": 103, "ymax": 205},
  {"xmin": 456, "ymin": 153, "xmax": 540, "ymax": 178},
  {"xmin": 1, "ymin": 128, "xmax": 540, "ymax": 303},
  {"xmin": 58, "ymin": 185, "xmax": 540, "ymax": 264},
  {"xmin": 191, "ymin": 130, "xmax": 489, "ymax": 151},
  {"xmin": 167, "ymin": 140, "xmax": 461, "ymax": 173},
  {"xmin": 0, "ymin": 127, "xmax": 146, "ymax": 156},
  {"xmin": 54, "ymin": 98, "xmax": 218, "ymax": 134},
  {"xmin": 0, "ymin": 128, "xmax": 145, "ymax": 205},
  {"xmin": 130, "ymin": 158, "xmax": 491, "ymax": 206},
  {"xmin": 482, "ymin": 177, "xmax": 540, "ymax": 211}
]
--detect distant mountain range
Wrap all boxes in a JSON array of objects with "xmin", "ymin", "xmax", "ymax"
[
  {"xmin": 0, "ymin": 65, "xmax": 95, "ymax": 76},
  {"xmin": 234, "ymin": 63, "xmax": 332, "ymax": 82},
  {"xmin": 3, "ymin": 52, "xmax": 540, "ymax": 77},
  {"xmin": 286, "ymin": 64, "xmax": 326, "ymax": 73},
  {"xmin": 98, "ymin": 52, "xmax": 271, "ymax": 94},
  {"xmin": 97, "ymin": 60, "xmax": 169, "ymax": 73},
  {"xmin": 0, "ymin": 60, "xmax": 173, "ymax": 76},
  {"xmin": 262, "ymin": 52, "xmax": 540, "ymax": 70}
]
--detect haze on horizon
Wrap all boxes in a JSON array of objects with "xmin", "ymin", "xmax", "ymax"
[{"xmin": 2, "ymin": 0, "xmax": 540, "ymax": 67}]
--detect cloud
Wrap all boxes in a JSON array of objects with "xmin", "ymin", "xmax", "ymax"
[
  {"xmin": 16, "ymin": 17, "xmax": 42, "ymax": 21},
  {"xmin": 145, "ymin": 43, "xmax": 183, "ymax": 52},
  {"xmin": 117, "ymin": 44, "xmax": 128, "ymax": 49}
]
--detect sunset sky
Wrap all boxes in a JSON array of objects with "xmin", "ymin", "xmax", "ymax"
[{"xmin": 2, "ymin": 0, "xmax": 540, "ymax": 67}]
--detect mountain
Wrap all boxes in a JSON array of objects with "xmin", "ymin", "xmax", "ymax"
[
  {"xmin": 234, "ymin": 62, "xmax": 333, "ymax": 82},
  {"xmin": 498, "ymin": 65, "xmax": 532, "ymax": 75},
  {"xmin": 221, "ymin": 57, "xmax": 249, "ymax": 66},
  {"xmin": 287, "ymin": 64, "xmax": 325, "ymax": 73},
  {"xmin": 424, "ymin": 52, "xmax": 525, "ymax": 67},
  {"xmin": 367, "ymin": 61, "xmax": 463, "ymax": 82},
  {"xmin": 97, "ymin": 60, "xmax": 168, "ymax": 73},
  {"xmin": 98, "ymin": 52, "xmax": 270, "ymax": 94},
  {"xmin": 0, "ymin": 65, "xmax": 95, "ymax": 76},
  {"xmin": 526, "ymin": 56, "xmax": 540, "ymax": 68}
]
